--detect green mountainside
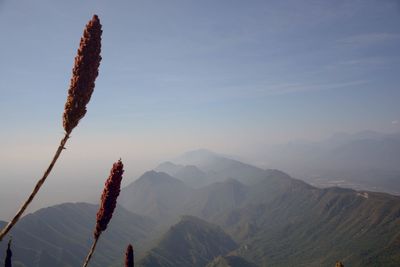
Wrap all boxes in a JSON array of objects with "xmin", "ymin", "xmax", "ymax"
[
  {"xmin": 138, "ymin": 216, "xmax": 237, "ymax": 267},
  {"xmin": 228, "ymin": 187, "xmax": 400, "ymax": 266}
]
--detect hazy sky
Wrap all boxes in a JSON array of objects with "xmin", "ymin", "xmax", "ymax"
[{"xmin": 0, "ymin": 0, "xmax": 400, "ymax": 219}]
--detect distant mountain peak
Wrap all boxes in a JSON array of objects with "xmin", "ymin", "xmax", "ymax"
[
  {"xmin": 137, "ymin": 170, "xmax": 182, "ymax": 184},
  {"xmin": 157, "ymin": 161, "xmax": 180, "ymax": 168}
]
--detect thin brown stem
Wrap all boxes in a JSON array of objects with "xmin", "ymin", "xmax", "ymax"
[
  {"xmin": 82, "ymin": 235, "xmax": 100, "ymax": 267},
  {"xmin": 0, "ymin": 133, "xmax": 70, "ymax": 241}
]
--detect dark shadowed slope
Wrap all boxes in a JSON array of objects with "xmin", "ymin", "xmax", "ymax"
[{"xmin": 138, "ymin": 216, "xmax": 237, "ymax": 267}]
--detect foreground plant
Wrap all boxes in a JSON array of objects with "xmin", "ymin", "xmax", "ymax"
[
  {"xmin": 82, "ymin": 160, "xmax": 124, "ymax": 267},
  {"xmin": 4, "ymin": 239, "xmax": 12, "ymax": 267},
  {"xmin": 0, "ymin": 15, "xmax": 102, "ymax": 241},
  {"xmin": 125, "ymin": 244, "xmax": 134, "ymax": 267}
]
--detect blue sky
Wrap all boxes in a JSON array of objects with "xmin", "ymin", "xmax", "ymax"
[{"xmin": 0, "ymin": 0, "xmax": 399, "ymax": 217}]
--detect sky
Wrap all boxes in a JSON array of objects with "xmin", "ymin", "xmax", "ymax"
[{"xmin": 0, "ymin": 0, "xmax": 400, "ymax": 219}]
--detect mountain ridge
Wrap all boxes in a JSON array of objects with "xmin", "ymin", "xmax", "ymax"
[{"xmin": 120, "ymin": 150, "xmax": 400, "ymax": 266}]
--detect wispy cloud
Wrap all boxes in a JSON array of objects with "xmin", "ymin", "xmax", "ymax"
[
  {"xmin": 261, "ymin": 80, "xmax": 369, "ymax": 95},
  {"xmin": 337, "ymin": 57, "xmax": 388, "ymax": 66},
  {"xmin": 190, "ymin": 80, "xmax": 371, "ymax": 102},
  {"xmin": 337, "ymin": 32, "xmax": 400, "ymax": 46},
  {"xmin": 392, "ymin": 120, "xmax": 399, "ymax": 125}
]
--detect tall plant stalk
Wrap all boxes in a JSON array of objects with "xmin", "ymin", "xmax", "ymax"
[
  {"xmin": 0, "ymin": 134, "xmax": 69, "ymax": 241},
  {"xmin": 0, "ymin": 14, "xmax": 102, "ymax": 242},
  {"xmin": 4, "ymin": 239, "xmax": 12, "ymax": 267},
  {"xmin": 82, "ymin": 237, "xmax": 99, "ymax": 267}
]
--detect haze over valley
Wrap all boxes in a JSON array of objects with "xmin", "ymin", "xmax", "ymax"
[{"xmin": 1, "ymin": 150, "xmax": 400, "ymax": 266}]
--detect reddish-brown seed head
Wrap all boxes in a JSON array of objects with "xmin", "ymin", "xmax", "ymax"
[
  {"xmin": 63, "ymin": 14, "xmax": 102, "ymax": 134},
  {"xmin": 94, "ymin": 159, "xmax": 124, "ymax": 238},
  {"xmin": 125, "ymin": 244, "xmax": 134, "ymax": 267}
]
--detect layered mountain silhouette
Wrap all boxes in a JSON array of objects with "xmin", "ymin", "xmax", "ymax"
[
  {"xmin": 156, "ymin": 162, "xmax": 207, "ymax": 188},
  {"xmin": 120, "ymin": 150, "xmax": 400, "ymax": 266},
  {"xmin": 155, "ymin": 149, "xmax": 287, "ymax": 188},
  {"xmin": 1, "ymin": 150, "xmax": 399, "ymax": 266}
]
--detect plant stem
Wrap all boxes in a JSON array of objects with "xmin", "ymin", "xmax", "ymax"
[
  {"xmin": 83, "ymin": 236, "xmax": 100, "ymax": 267},
  {"xmin": 0, "ymin": 133, "xmax": 70, "ymax": 241}
]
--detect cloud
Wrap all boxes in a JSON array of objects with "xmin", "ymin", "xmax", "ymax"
[
  {"xmin": 207, "ymin": 80, "xmax": 370, "ymax": 101},
  {"xmin": 392, "ymin": 120, "xmax": 399, "ymax": 125},
  {"xmin": 337, "ymin": 57, "xmax": 387, "ymax": 66},
  {"xmin": 337, "ymin": 33, "xmax": 400, "ymax": 47},
  {"xmin": 262, "ymin": 80, "xmax": 369, "ymax": 95}
]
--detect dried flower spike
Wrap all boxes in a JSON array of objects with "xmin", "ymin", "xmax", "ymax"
[
  {"xmin": 0, "ymin": 15, "xmax": 102, "ymax": 242},
  {"xmin": 82, "ymin": 159, "xmax": 124, "ymax": 267},
  {"xmin": 125, "ymin": 244, "xmax": 134, "ymax": 267},
  {"xmin": 94, "ymin": 159, "xmax": 124, "ymax": 238},
  {"xmin": 4, "ymin": 239, "xmax": 12, "ymax": 267},
  {"xmin": 63, "ymin": 14, "xmax": 102, "ymax": 134}
]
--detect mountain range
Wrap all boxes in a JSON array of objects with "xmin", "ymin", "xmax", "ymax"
[
  {"xmin": 1, "ymin": 149, "xmax": 399, "ymax": 266},
  {"xmin": 120, "ymin": 152, "xmax": 400, "ymax": 266}
]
